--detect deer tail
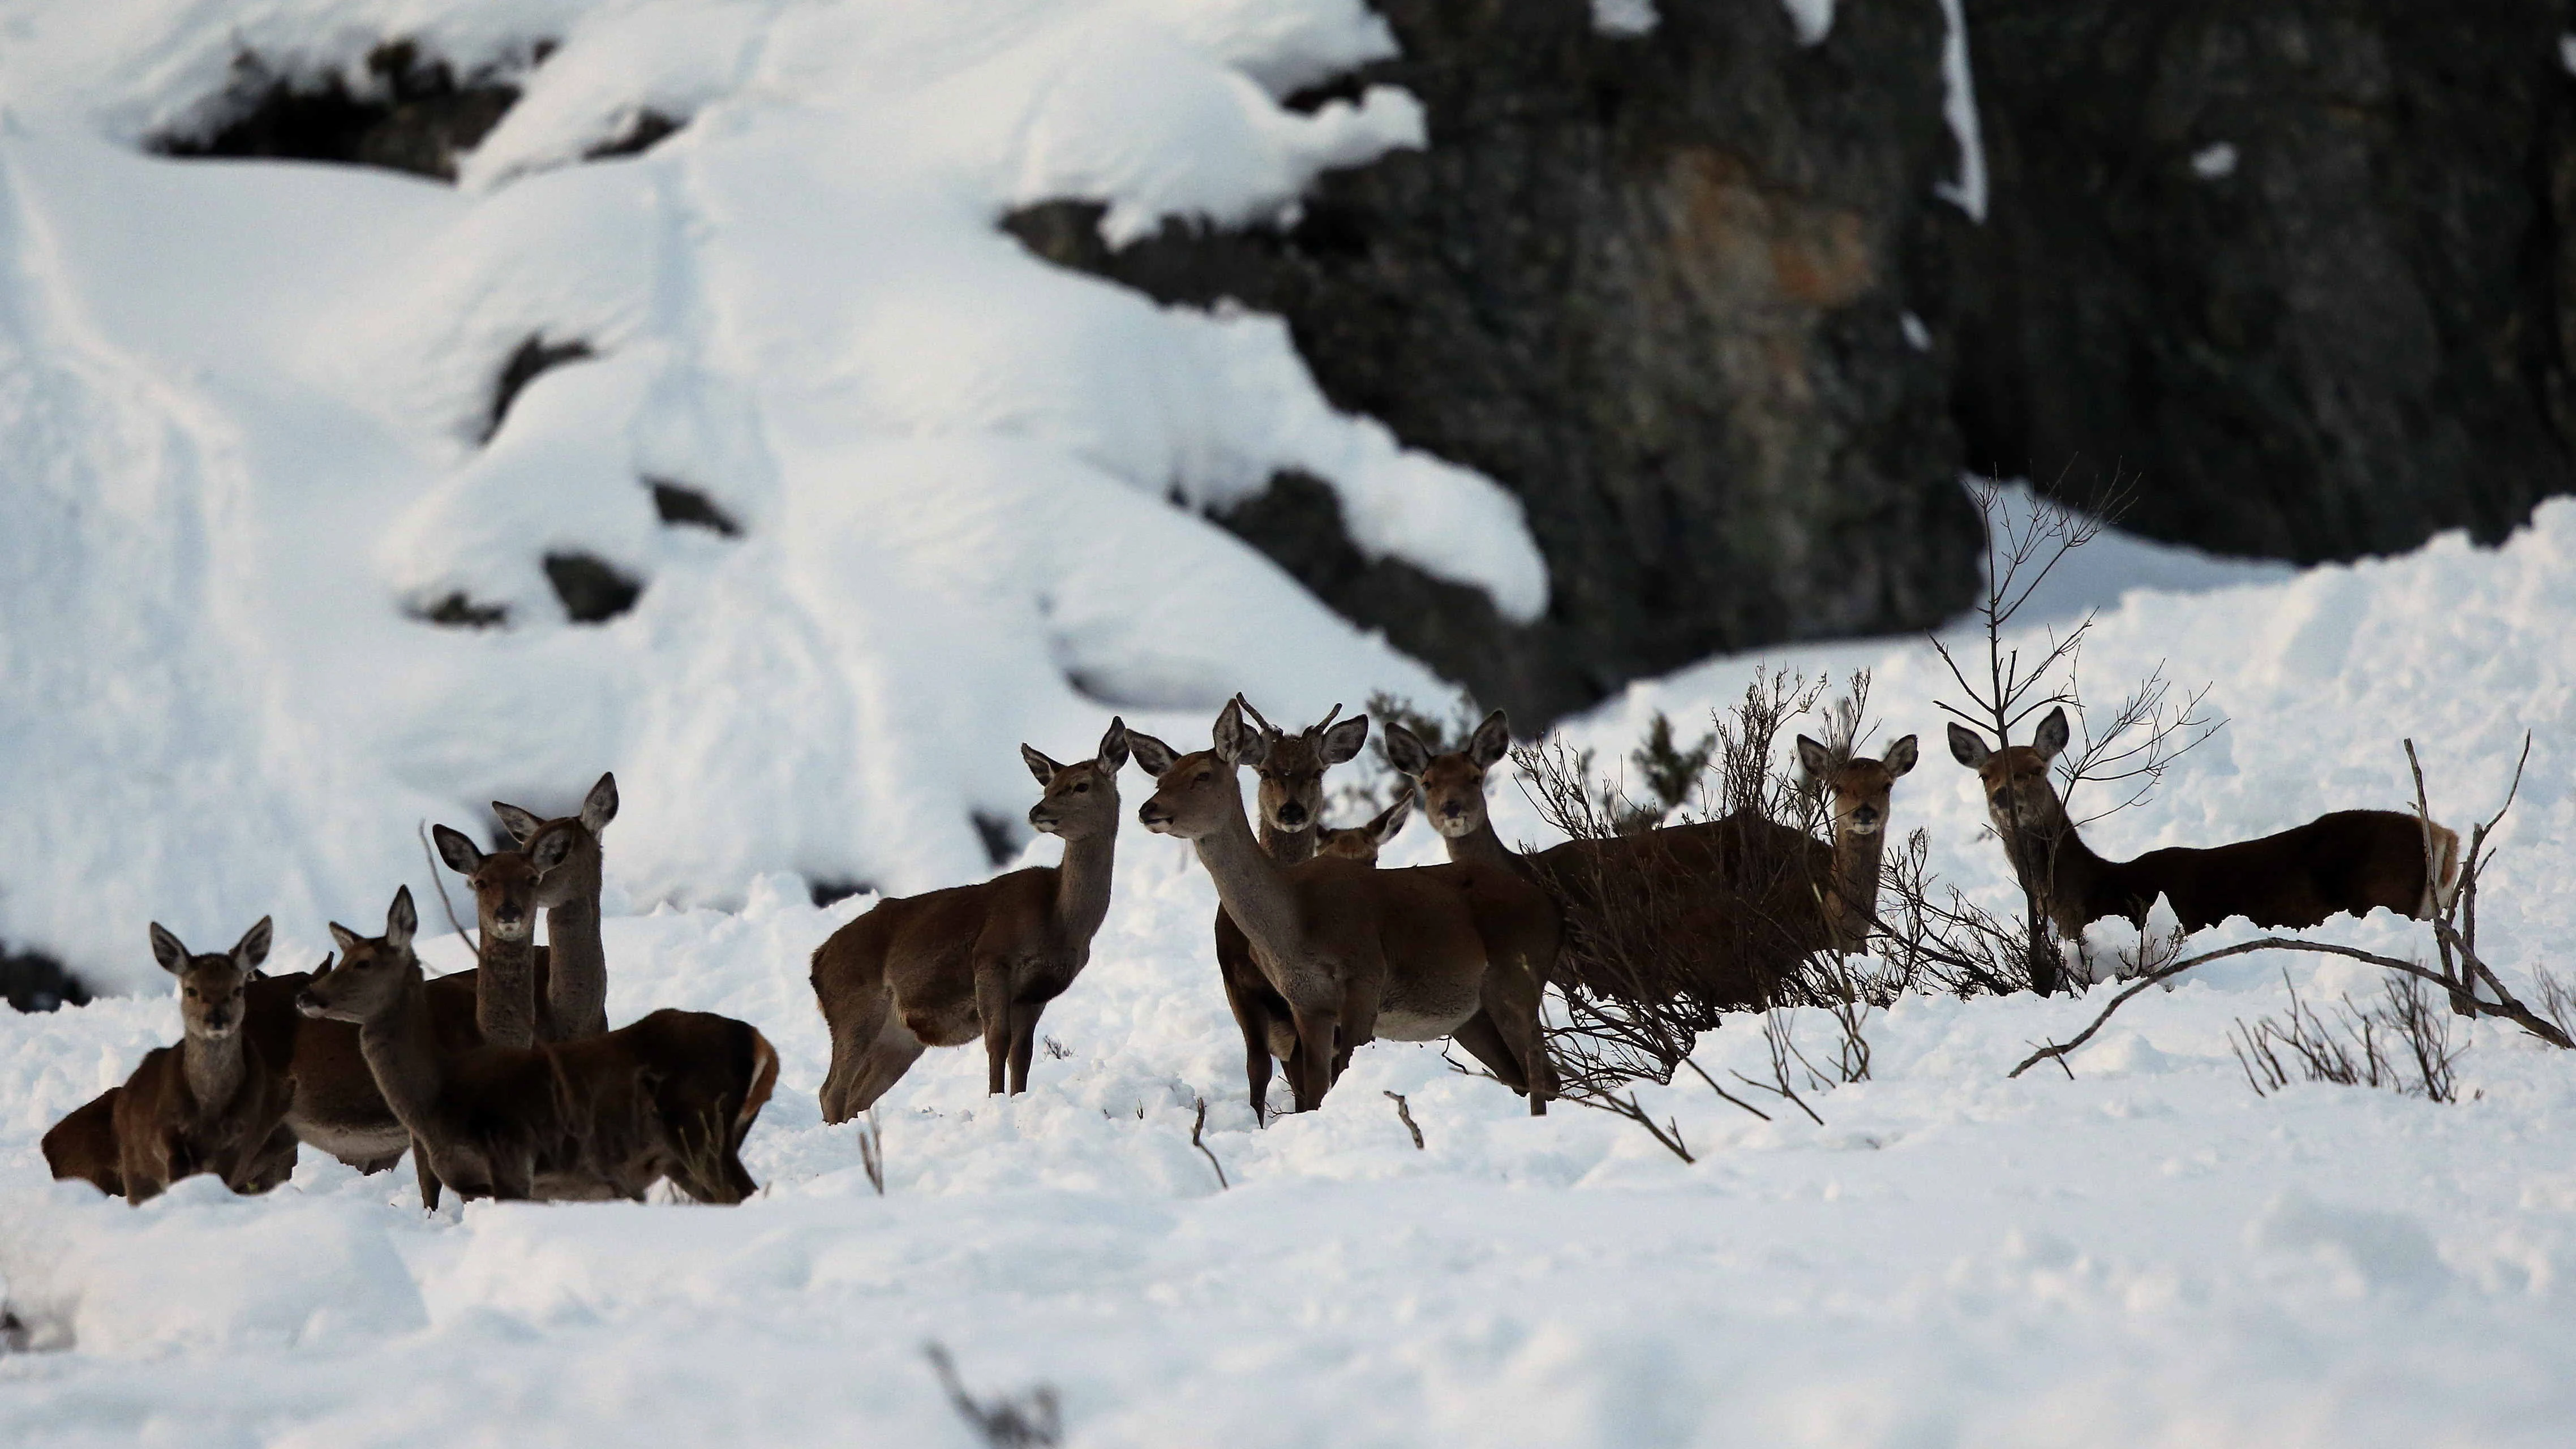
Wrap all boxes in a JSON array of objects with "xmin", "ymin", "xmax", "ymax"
[
  {"xmin": 2423, "ymin": 822, "xmax": 2462, "ymax": 918},
  {"xmin": 737, "ymin": 1026, "xmax": 780, "ymax": 1147}
]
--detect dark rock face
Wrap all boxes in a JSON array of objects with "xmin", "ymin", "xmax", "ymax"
[
  {"xmin": 543, "ymin": 553, "xmax": 643, "ymax": 624},
  {"xmin": 1944, "ymin": 1, "xmax": 2576, "ymax": 557},
  {"xmin": 1, "ymin": 945, "xmax": 88, "ymax": 1014},
  {"xmin": 150, "ymin": 42, "xmax": 525, "ymax": 183},
  {"xmin": 486, "ymin": 336, "xmax": 597, "ymax": 443},
  {"xmin": 1010, "ymin": 0, "xmax": 1985, "ymax": 722}
]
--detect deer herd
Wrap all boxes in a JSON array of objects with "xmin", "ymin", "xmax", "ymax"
[{"xmin": 42, "ymin": 696, "xmax": 2460, "ymax": 1207}]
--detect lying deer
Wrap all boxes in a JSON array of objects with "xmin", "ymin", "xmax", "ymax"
[
  {"xmin": 1135, "ymin": 699, "xmax": 1559, "ymax": 1115},
  {"xmin": 108, "ymin": 919, "xmax": 300, "ymax": 1203},
  {"xmin": 1319, "ymin": 797, "xmax": 1414, "ymax": 864},
  {"xmin": 297, "ymin": 887, "xmax": 776, "ymax": 1203},
  {"xmin": 492, "ymin": 772, "xmax": 618, "ymax": 1039},
  {"xmin": 813, "ymin": 719, "xmax": 1130, "ymax": 1121},
  {"xmin": 1214, "ymin": 698, "xmax": 1371, "ymax": 1123},
  {"xmin": 1948, "ymin": 706, "xmax": 2461, "ymax": 936},
  {"xmin": 41, "ymin": 1089, "xmax": 124, "ymax": 1196},
  {"xmin": 1388, "ymin": 712, "xmax": 1918, "ymax": 1005}
]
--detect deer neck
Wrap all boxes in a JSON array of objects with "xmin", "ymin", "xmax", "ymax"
[
  {"xmin": 476, "ymin": 926, "xmax": 542, "ymax": 1050},
  {"xmin": 181, "ymin": 1026, "xmax": 247, "ymax": 1117},
  {"xmin": 2004, "ymin": 810, "xmax": 2106, "ymax": 938},
  {"xmin": 355, "ymin": 974, "xmax": 449, "ymax": 1140},
  {"xmin": 1829, "ymin": 825, "xmax": 1890, "ymax": 948},
  {"xmin": 1192, "ymin": 792, "xmax": 1306, "ymax": 962},
  {"xmin": 1051, "ymin": 822, "xmax": 1119, "ymax": 945},
  {"xmin": 1442, "ymin": 814, "xmax": 1522, "ymax": 874},
  {"xmin": 542, "ymin": 891, "xmax": 608, "ymax": 1039},
  {"xmin": 1260, "ymin": 820, "xmax": 1319, "ymax": 865}
]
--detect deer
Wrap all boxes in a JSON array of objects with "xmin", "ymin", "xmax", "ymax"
[
  {"xmin": 812, "ymin": 719, "xmax": 1130, "ymax": 1121},
  {"xmin": 1318, "ymin": 796, "xmax": 1414, "ymax": 864},
  {"xmin": 1213, "ymin": 698, "xmax": 1373, "ymax": 1123},
  {"xmin": 1132, "ymin": 698, "xmax": 1560, "ymax": 1116},
  {"xmin": 105, "ymin": 919, "xmax": 301, "ymax": 1203},
  {"xmin": 432, "ymin": 820, "xmax": 595, "ymax": 1047},
  {"xmin": 41, "ymin": 1089, "xmax": 124, "ymax": 1196},
  {"xmin": 1947, "ymin": 704, "xmax": 2462, "ymax": 940},
  {"xmin": 295, "ymin": 886, "xmax": 778, "ymax": 1203},
  {"xmin": 491, "ymin": 772, "xmax": 618, "ymax": 1039},
  {"xmin": 1387, "ymin": 712, "xmax": 1918, "ymax": 1005}
]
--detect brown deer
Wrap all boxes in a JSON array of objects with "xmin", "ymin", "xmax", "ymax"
[
  {"xmin": 1317, "ymin": 796, "xmax": 1413, "ymax": 864},
  {"xmin": 491, "ymin": 772, "xmax": 618, "ymax": 1040},
  {"xmin": 296, "ymin": 887, "xmax": 777, "ymax": 1203},
  {"xmin": 812, "ymin": 719, "xmax": 1130, "ymax": 1121},
  {"xmin": 1388, "ymin": 713, "xmax": 1918, "ymax": 1005},
  {"xmin": 1213, "ymin": 698, "xmax": 1373, "ymax": 1123},
  {"xmin": 108, "ymin": 919, "xmax": 300, "ymax": 1203},
  {"xmin": 1133, "ymin": 699, "xmax": 1560, "ymax": 1115},
  {"xmin": 1947, "ymin": 705, "xmax": 2461, "ymax": 938},
  {"xmin": 41, "ymin": 1089, "xmax": 124, "ymax": 1196}
]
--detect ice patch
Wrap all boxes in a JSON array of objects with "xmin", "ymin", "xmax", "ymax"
[{"xmin": 1780, "ymin": 0, "xmax": 1834, "ymax": 46}]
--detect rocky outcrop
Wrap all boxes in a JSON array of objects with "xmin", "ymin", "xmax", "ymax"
[
  {"xmin": 1940, "ymin": 1, "xmax": 2576, "ymax": 558},
  {"xmin": 1011, "ymin": 0, "xmax": 1985, "ymax": 723},
  {"xmin": 150, "ymin": 41, "xmax": 526, "ymax": 182}
]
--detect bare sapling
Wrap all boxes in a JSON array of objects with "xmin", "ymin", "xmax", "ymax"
[
  {"xmin": 491, "ymin": 772, "xmax": 619, "ymax": 1040},
  {"xmin": 1214, "ymin": 698, "xmax": 1372, "ymax": 1123},
  {"xmin": 298, "ymin": 887, "xmax": 778, "ymax": 1203},
  {"xmin": 1133, "ymin": 699, "xmax": 1560, "ymax": 1115},
  {"xmin": 110, "ymin": 918, "xmax": 300, "ymax": 1203},
  {"xmin": 812, "ymin": 719, "xmax": 1131, "ymax": 1121},
  {"xmin": 2231, "ymin": 970, "xmax": 2462, "ymax": 1103}
]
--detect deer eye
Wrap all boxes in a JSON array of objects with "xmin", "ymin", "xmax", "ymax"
[
  {"xmin": 1073, "ymin": 782, "xmax": 1088, "ymax": 793},
  {"xmin": 1196, "ymin": 771, "xmax": 1212, "ymax": 785}
]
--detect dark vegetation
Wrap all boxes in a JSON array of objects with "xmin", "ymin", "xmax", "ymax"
[
  {"xmin": 1, "ymin": 944, "xmax": 89, "ymax": 1014},
  {"xmin": 149, "ymin": 42, "xmax": 527, "ymax": 182}
]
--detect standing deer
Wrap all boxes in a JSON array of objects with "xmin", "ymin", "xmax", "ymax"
[
  {"xmin": 1947, "ymin": 705, "xmax": 2461, "ymax": 937},
  {"xmin": 431, "ymin": 824, "xmax": 566, "ymax": 1048},
  {"xmin": 491, "ymin": 772, "xmax": 618, "ymax": 1040},
  {"xmin": 296, "ymin": 887, "xmax": 777, "ymax": 1203},
  {"xmin": 1134, "ymin": 699, "xmax": 1559, "ymax": 1115},
  {"xmin": 1214, "ymin": 698, "xmax": 1371, "ymax": 1123},
  {"xmin": 108, "ymin": 919, "xmax": 300, "ymax": 1203},
  {"xmin": 1388, "ymin": 713, "xmax": 1918, "ymax": 1004},
  {"xmin": 812, "ymin": 719, "xmax": 1130, "ymax": 1121}
]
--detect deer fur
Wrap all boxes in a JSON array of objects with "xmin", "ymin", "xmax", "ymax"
[
  {"xmin": 1948, "ymin": 705, "xmax": 2462, "ymax": 937},
  {"xmin": 41, "ymin": 1088, "xmax": 124, "ymax": 1196},
  {"xmin": 297, "ymin": 887, "xmax": 777, "ymax": 1204},
  {"xmin": 492, "ymin": 772, "xmax": 619, "ymax": 1040},
  {"xmin": 1318, "ymin": 796, "xmax": 1413, "ymax": 865},
  {"xmin": 108, "ymin": 919, "xmax": 300, "ymax": 1203},
  {"xmin": 1388, "ymin": 713, "xmax": 1917, "ymax": 1007},
  {"xmin": 1135, "ymin": 699, "xmax": 1560, "ymax": 1115},
  {"xmin": 812, "ymin": 719, "xmax": 1131, "ymax": 1121}
]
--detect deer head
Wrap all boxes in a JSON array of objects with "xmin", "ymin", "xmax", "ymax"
[
  {"xmin": 1384, "ymin": 710, "xmax": 1510, "ymax": 841},
  {"xmin": 1022, "ymin": 717, "xmax": 1131, "ymax": 840},
  {"xmin": 491, "ymin": 773, "xmax": 617, "ymax": 910},
  {"xmin": 1947, "ymin": 706, "xmax": 2071, "ymax": 842},
  {"xmin": 1317, "ymin": 795, "xmax": 1414, "ymax": 864},
  {"xmin": 1131, "ymin": 699, "xmax": 1267, "ymax": 841},
  {"xmin": 299, "ymin": 888, "xmax": 422, "ymax": 1024},
  {"xmin": 148, "ymin": 917, "xmax": 272, "ymax": 1040},
  {"xmin": 432, "ymin": 824, "xmax": 568, "ymax": 943},
  {"xmin": 1233, "ymin": 697, "xmax": 1368, "ymax": 836},
  {"xmin": 1795, "ymin": 733, "xmax": 1919, "ymax": 840}
]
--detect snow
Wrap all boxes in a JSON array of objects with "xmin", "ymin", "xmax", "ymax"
[
  {"xmin": 5, "ymin": 0, "xmax": 2576, "ymax": 1441},
  {"xmin": 1591, "ymin": 0, "xmax": 1660, "ymax": 39},
  {"xmin": 1931, "ymin": 0, "xmax": 1987, "ymax": 222},
  {"xmin": 1780, "ymin": 0, "xmax": 1834, "ymax": 48},
  {"xmin": 2192, "ymin": 141, "xmax": 2239, "ymax": 180}
]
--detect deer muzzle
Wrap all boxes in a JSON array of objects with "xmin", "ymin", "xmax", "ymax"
[
  {"xmin": 1137, "ymin": 800, "xmax": 1174, "ymax": 832},
  {"xmin": 294, "ymin": 990, "xmax": 328, "ymax": 1019}
]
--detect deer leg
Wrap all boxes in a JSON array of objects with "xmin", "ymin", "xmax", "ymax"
[
  {"xmin": 973, "ymin": 962, "xmax": 1014, "ymax": 1097},
  {"xmin": 1336, "ymin": 975, "xmax": 1384, "ymax": 1085},
  {"xmin": 1219, "ymin": 967, "xmax": 1275, "ymax": 1125},
  {"xmin": 1006, "ymin": 1001, "xmax": 1042, "ymax": 1095},
  {"xmin": 819, "ymin": 982, "xmax": 897, "ymax": 1124},
  {"xmin": 1448, "ymin": 1011, "xmax": 1530, "ymax": 1095},
  {"xmin": 413, "ymin": 1136, "xmax": 444, "ymax": 1211},
  {"xmin": 1479, "ymin": 956, "xmax": 1555, "ymax": 1117},
  {"xmin": 1288, "ymin": 1003, "xmax": 1338, "ymax": 1112}
]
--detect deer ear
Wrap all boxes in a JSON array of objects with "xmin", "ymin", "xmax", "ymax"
[
  {"xmin": 1319, "ymin": 713, "xmax": 1369, "ymax": 766},
  {"xmin": 492, "ymin": 802, "xmax": 544, "ymax": 845},
  {"xmin": 432, "ymin": 823, "xmax": 483, "ymax": 874},
  {"xmin": 327, "ymin": 923, "xmax": 360, "ymax": 955},
  {"xmin": 530, "ymin": 828, "xmax": 577, "ymax": 873},
  {"xmin": 2032, "ymin": 707, "xmax": 2071, "ymax": 760},
  {"xmin": 1214, "ymin": 699, "xmax": 1267, "ymax": 768},
  {"xmin": 1882, "ymin": 735, "xmax": 1919, "ymax": 777},
  {"xmin": 581, "ymin": 773, "xmax": 619, "ymax": 833},
  {"xmin": 1794, "ymin": 734, "xmax": 1832, "ymax": 780},
  {"xmin": 231, "ymin": 916, "xmax": 273, "ymax": 972},
  {"xmin": 386, "ymin": 887, "xmax": 418, "ymax": 951},
  {"xmin": 1096, "ymin": 717, "xmax": 1130, "ymax": 773},
  {"xmin": 1371, "ymin": 793, "xmax": 1414, "ymax": 845},
  {"xmin": 1128, "ymin": 732, "xmax": 1180, "ymax": 777},
  {"xmin": 1468, "ymin": 710, "xmax": 1512, "ymax": 769},
  {"xmin": 1020, "ymin": 745, "xmax": 1062, "ymax": 786},
  {"xmin": 148, "ymin": 923, "xmax": 189, "ymax": 977},
  {"xmin": 1383, "ymin": 724, "xmax": 1430, "ymax": 779},
  {"xmin": 1946, "ymin": 723, "xmax": 1991, "ymax": 768}
]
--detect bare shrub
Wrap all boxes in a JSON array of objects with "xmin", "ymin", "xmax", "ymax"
[
  {"xmin": 925, "ymin": 1343, "xmax": 1062, "ymax": 1448},
  {"xmin": 2231, "ymin": 972, "xmax": 2462, "ymax": 1103}
]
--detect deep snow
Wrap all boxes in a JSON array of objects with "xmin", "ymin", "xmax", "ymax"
[{"xmin": 5, "ymin": 1, "xmax": 2575, "ymax": 1444}]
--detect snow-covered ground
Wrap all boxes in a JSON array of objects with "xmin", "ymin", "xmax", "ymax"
[{"xmin": 6, "ymin": 0, "xmax": 2576, "ymax": 1443}]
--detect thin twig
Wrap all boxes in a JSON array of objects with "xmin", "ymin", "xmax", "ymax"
[
  {"xmin": 417, "ymin": 820, "xmax": 474, "ymax": 943},
  {"xmin": 1383, "ymin": 1091, "xmax": 1424, "ymax": 1150},
  {"xmin": 1190, "ymin": 1097, "xmax": 1229, "ymax": 1190}
]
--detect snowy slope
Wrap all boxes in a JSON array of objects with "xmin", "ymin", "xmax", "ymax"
[
  {"xmin": 0, "ymin": 0, "xmax": 1543, "ymax": 992},
  {"xmin": 1, "ymin": 502, "xmax": 2571, "ymax": 1445}
]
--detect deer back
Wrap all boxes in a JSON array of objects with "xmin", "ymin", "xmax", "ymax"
[
  {"xmin": 42, "ymin": 1087, "xmax": 125, "ymax": 1196},
  {"xmin": 2105, "ymin": 809, "xmax": 2449, "ymax": 932}
]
